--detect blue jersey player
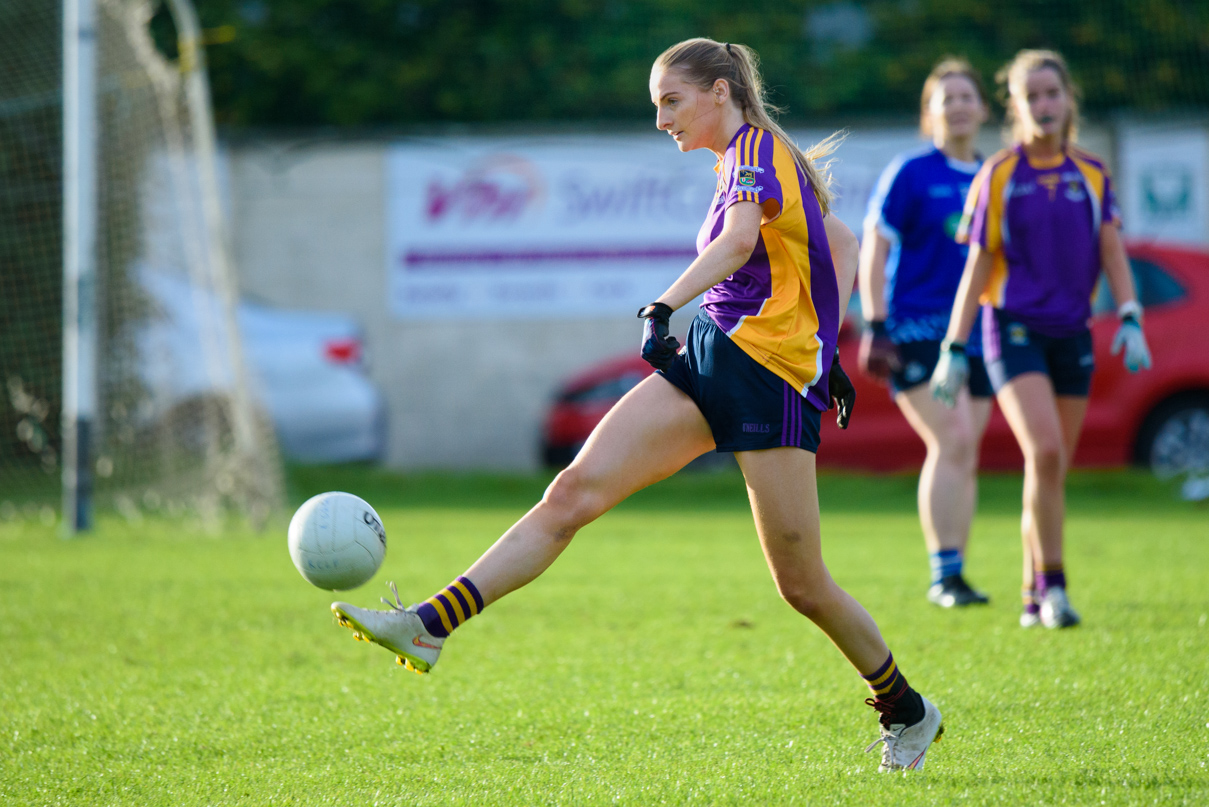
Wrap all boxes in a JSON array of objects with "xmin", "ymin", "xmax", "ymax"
[{"xmin": 858, "ymin": 58, "xmax": 993, "ymax": 608}]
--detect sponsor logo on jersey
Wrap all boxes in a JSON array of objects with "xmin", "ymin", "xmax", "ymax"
[
  {"xmin": 1065, "ymin": 181, "xmax": 1087, "ymax": 202},
  {"xmin": 943, "ymin": 211, "xmax": 963, "ymax": 239},
  {"xmin": 1038, "ymin": 172, "xmax": 1063, "ymax": 201}
]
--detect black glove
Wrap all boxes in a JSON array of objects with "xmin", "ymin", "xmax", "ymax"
[
  {"xmin": 637, "ymin": 302, "xmax": 681, "ymax": 371},
  {"xmin": 858, "ymin": 320, "xmax": 900, "ymax": 381},
  {"xmin": 828, "ymin": 354, "xmax": 856, "ymax": 430}
]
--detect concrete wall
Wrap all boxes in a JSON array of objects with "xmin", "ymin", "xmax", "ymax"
[
  {"xmin": 227, "ymin": 139, "xmax": 638, "ymax": 470},
  {"xmin": 222, "ymin": 121, "xmax": 1130, "ymax": 471}
]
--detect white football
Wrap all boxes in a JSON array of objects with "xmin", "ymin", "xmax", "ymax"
[{"xmin": 288, "ymin": 491, "xmax": 386, "ymax": 590}]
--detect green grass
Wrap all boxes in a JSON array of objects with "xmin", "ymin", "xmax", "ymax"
[{"xmin": 2, "ymin": 466, "xmax": 1207, "ymax": 805}]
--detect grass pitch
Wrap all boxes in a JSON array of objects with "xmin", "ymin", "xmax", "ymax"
[{"xmin": 2, "ymin": 466, "xmax": 1207, "ymax": 805}]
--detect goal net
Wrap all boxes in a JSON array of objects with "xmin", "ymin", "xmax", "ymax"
[{"xmin": 0, "ymin": 0, "xmax": 282, "ymax": 527}]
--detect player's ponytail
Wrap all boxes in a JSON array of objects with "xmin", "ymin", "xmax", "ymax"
[
  {"xmin": 654, "ymin": 38, "xmax": 843, "ymax": 215},
  {"xmin": 998, "ymin": 49, "xmax": 1081, "ymax": 145}
]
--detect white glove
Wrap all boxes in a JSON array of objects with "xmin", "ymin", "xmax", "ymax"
[
  {"xmin": 930, "ymin": 341, "xmax": 969, "ymax": 409},
  {"xmin": 1111, "ymin": 319, "xmax": 1151, "ymax": 372}
]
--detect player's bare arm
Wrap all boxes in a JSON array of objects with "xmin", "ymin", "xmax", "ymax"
[
  {"xmin": 825, "ymin": 214, "xmax": 859, "ymax": 315},
  {"xmin": 656, "ymin": 200, "xmax": 763, "ymax": 310},
  {"xmin": 944, "ymin": 244, "xmax": 993, "ymax": 345},
  {"xmin": 1100, "ymin": 221, "xmax": 1139, "ymax": 308},
  {"xmin": 858, "ymin": 227, "xmax": 891, "ymax": 322}
]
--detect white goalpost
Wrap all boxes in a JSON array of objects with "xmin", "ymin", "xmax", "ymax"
[
  {"xmin": 62, "ymin": 0, "xmax": 100, "ymax": 532},
  {"xmin": 1, "ymin": 0, "xmax": 282, "ymax": 530}
]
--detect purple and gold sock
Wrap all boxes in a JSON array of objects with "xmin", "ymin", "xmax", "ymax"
[
  {"xmin": 863, "ymin": 652, "xmax": 909, "ymax": 702},
  {"xmin": 862, "ymin": 652, "xmax": 924, "ymax": 725},
  {"xmin": 416, "ymin": 576, "xmax": 484, "ymax": 638},
  {"xmin": 1022, "ymin": 587, "xmax": 1040, "ymax": 616},
  {"xmin": 1035, "ymin": 566, "xmax": 1066, "ymax": 593}
]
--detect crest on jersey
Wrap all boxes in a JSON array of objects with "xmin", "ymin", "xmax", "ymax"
[{"xmin": 738, "ymin": 167, "xmax": 757, "ymax": 186}]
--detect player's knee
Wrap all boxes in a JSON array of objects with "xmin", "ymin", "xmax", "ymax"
[
  {"xmin": 777, "ymin": 581, "xmax": 827, "ymax": 620},
  {"xmin": 541, "ymin": 466, "xmax": 606, "ymax": 533},
  {"xmin": 938, "ymin": 428, "xmax": 978, "ymax": 471},
  {"xmin": 1026, "ymin": 438, "xmax": 1064, "ymax": 478}
]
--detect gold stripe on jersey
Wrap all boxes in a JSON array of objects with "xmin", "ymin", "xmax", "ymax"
[
  {"xmin": 963, "ymin": 149, "xmax": 1019, "ymax": 308},
  {"xmin": 725, "ymin": 134, "xmax": 825, "ymax": 394}
]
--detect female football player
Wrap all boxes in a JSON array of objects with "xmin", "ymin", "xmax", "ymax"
[
  {"xmin": 931, "ymin": 49, "xmax": 1151, "ymax": 629},
  {"xmin": 858, "ymin": 58, "xmax": 993, "ymax": 609},
  {"xmin": 332, "ymin": 38, "xmax": 944, "ymax": 770}
]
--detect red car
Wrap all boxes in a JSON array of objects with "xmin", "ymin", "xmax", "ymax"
[{"xmin": 541, "ymin": 243, "xmax": 1209, "ymax": 477}]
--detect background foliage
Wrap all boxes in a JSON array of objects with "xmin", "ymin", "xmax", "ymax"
[{"xmin": 178, "ymin": 0, "xmax": 1209, "ymax": 128}]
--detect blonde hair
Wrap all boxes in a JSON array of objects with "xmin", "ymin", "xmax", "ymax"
[
  {"xmin": 653, "ymin": 38, "xmax": 843, "ymax": 214},
  {"xmin": 919, "ymin": 56, "xmax": 988, "ymax": 138},
  {"xmin": 997, "ymin": 49, "xmax": 1081, "ymax": 145}
]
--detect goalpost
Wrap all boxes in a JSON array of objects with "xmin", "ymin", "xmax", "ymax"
[
  {"xmin": 62, "ymin": 0, "xmax": 99, "ymax": 532},
  {"xmin": 1, "ymin": 0, "xmax": 282, "ymax": 531}
]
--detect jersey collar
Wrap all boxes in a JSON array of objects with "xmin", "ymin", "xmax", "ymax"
[{"xmin": 714, "ymin": 122, "xmax": 753, "ymax": 173}]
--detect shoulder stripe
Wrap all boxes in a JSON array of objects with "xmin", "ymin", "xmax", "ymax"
[
  {"xmin": 1068, "ymin": 144, "xmax": 1108, "ymax": 170},
  {"xmin": 863, "ymin": 145, "xmax": 934, "ymax": 234}
]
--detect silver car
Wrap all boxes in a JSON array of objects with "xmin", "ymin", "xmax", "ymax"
[{"xmin": 139, "ymin": 267, "xmax": 385, "ymax": 463}]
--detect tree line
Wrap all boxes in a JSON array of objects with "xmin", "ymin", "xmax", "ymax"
[{"xmin": 174, "ymin": 0, "xmax": 1209, "ymax": 128}]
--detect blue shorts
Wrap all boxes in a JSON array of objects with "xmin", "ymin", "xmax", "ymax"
[
  {"xmin": 659, "ymin": 311, "xmax": 822, "ymax": 454},
  {"xmin": 982, "ymin": 308, "xmax": 1094, "ymax": 396},
  {"xmin": 890, "ymin": 339, "xmax": 993, "ymax": 398}
]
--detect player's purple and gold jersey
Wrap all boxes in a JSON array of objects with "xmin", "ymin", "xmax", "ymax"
[
  {"xmin": 959, "ymin": 143, "xmax": 1120, "ymax": 337},
  {"xmin": 698, "ymin": 124, "xmax": 839, "ymax": 412}
]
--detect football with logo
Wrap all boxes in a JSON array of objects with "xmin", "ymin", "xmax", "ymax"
[{"xmin": 288, "ymin": 491, "xmax": 386, "ymax": 590}]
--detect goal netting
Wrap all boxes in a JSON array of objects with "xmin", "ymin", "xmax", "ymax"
[{"xmin": 0, "ymin": 0, "xmax": 282, "ymax": 527}]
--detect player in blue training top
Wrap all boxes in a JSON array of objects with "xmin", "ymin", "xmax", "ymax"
[
  {"xmin": 329, "ymin": 38, "xmax": 945, "ymax": 771},
  {"xmin": 858, "ymin": 58, "xmax": 993, "ymax": 608},
  {"xmin": 932, "ymin": 50, "xmax": 1151, "ymax": 629}
]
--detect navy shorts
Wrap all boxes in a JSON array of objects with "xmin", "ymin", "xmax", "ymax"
[
  {"xmin": 890, "ymin": 339, "xmax": 993, "ymax": 398},
  {"xmin": 982, "ymin": 308, "xmax": 1094, "ymax": 396},
  {"xmin": 659, "ymin": 311, "xmax": 822, "ymax": 454}
]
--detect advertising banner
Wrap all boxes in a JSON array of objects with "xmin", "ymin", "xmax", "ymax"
[
  {"xmin": 1118, "ymin": 122, "xmax": 1209, "ymax": 245},
  {"xmin": 385, "ymin": 130, "xmax": 919, "ymax": 319}
]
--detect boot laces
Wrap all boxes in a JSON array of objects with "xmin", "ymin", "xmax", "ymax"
[
  {"xmin": 380, "ymin": 581, "xmax": 408, "ymax": 612},
  {"xmin": 863, "ymin": 699, "xmax": 900, "ymax": 763}
]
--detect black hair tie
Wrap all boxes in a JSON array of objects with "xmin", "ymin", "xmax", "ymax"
[{"xmin": 724, "ymin": 42, "xmax": 733, "ymax": 56}]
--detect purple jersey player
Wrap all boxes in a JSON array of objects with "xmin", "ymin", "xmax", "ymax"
[
  {"xmin": 858, "ymin": 58, "xmax": 994, "ymax": 610},
  {"xmin": 328, "ymin": 38, "xmax": 946, "ymax": 771},
  {"xmin": 931, "ymin": 50, "xmax": 1152, "ymax": 630}
]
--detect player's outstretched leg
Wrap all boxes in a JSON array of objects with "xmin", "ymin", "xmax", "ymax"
[
  {"xmin": 331, "ymin": 374, "xmax": 715, "ymax": 672},
  {"xmin": 735, "ymin": 446, "xmax": 944, "ymax": 770}
]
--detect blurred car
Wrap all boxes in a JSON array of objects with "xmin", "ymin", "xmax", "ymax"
[
  {"xmin": 140, "ymin": 268, "xmax": 386, "ymax": 463},
  {"xmin": 540, "ymin": 242, "xmax": 1209, "ymax": 478}
]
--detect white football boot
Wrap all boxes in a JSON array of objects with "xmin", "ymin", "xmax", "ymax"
[
  {"xmin": 865, "ymin": 695, "xmax": 944, "ymax": 772},
  {"xmin": 1039, "ymin": 586, "xmax": 1081, "ymax": 629},
  {"xmin": 1019, "ymin": 608, "xmax": 1041, "ymax": 628},
  {"xmin": 331, "ymin": 582, "xmax": 444, "ymax": 674}
]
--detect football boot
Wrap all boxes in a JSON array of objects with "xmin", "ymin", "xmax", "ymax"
[
  {"xmin": 332, "ymin": 582, "xmax": 444, "ymax": 674},
  {"xmin": 865, "ymin": 694, "xmax": 944, "ymax": 771}
]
